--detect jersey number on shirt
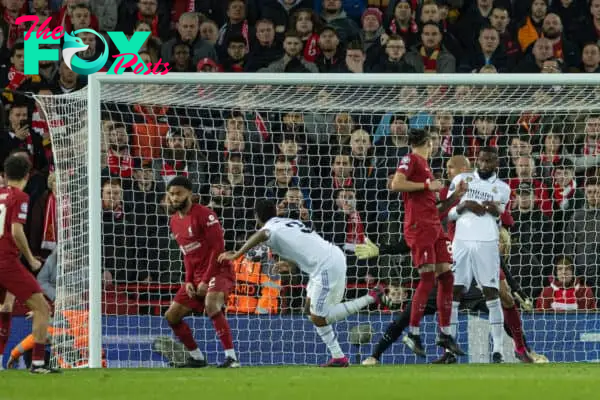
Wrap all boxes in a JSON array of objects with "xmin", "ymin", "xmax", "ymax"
[
  {"xmin": 285, "ymin": 221, "xmax": 311, "ymax": 234},
  {"xmin": 0, "ymin": 204, "xmax": 6, "ymax": 238}
]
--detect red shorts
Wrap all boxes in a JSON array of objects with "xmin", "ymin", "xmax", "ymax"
[
  {"xmin": 173, "ymin": 273, "xmax": 235, "ymax": 313},
  {"xmin": 406, "ymin": 234, "xmax": 452, "ymax": 268},
  {"xmin": 0, "ymin": 259, "xmax": 43, "ymax": 304}
]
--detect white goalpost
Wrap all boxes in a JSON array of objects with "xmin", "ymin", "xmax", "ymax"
[{"xmin": 36, "ymin": 73, "xmax": 600, "ymax": 368}]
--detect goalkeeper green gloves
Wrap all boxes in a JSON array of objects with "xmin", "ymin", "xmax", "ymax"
[
  {"xmin": 355, "ymin": 239, "xmax": 380, "ymax": 260},
  {"xmin": 513, "ymin": 291, "xmax": 534, "ymax": 312}
]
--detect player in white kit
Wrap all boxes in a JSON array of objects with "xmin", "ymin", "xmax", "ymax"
[
  {"xmin": 218, "ymin": 199, "xmax": 390, "ymax": 367},
  {"xmin": 447, "ymin": 147, "xmax": 511, "ymax": 363}
]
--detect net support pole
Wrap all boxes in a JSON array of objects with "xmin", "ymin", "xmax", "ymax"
[{"xmin": 87, "ymin": 75, "xmax": 102, "ymax": 368}]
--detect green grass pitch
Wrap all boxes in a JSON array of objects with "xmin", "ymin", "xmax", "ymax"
[{"xmin": 1, "ymin": 364, "xmax": 599, "ymax": 400}]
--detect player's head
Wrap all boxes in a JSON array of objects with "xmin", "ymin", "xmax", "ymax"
[
  {"xmin": 166, "ymin": 176, "xmax": 193, "ymax": 212},
  {"xmin": 407, "ymin": 128, "xmax": 432, "ymax": 155},
  {"xmin": 476, "ymin": 146, "xmax": 498, "ymax": 180},
  {"xmin": 3, "ymin": 152, "xmax": 31, "ymax": 186},
  {"xmin": 446, "ymin": 155, "xmax": 471, "ymax": 180},
  {"xmin": 254, "ymin": 198, "xmax": 277, "ymax": 227}
]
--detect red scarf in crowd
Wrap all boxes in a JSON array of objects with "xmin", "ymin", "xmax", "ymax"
[
  {"xmin": 441, "ymin": 133, "xmax": 453, "ymax": 155},
  {"xmin": 540, "ymin": 153, "xmax": 561, "ymax": 164},
  {"xmin": 584, "ymin": 139, "xmax": 600, "ymax": 156},
  {"xmin": 549, "ymin": 281, "xmax": 579, "ymax": 311},
  {"xmin": 553, "ymin": 180, "xmax": 577, "ymax": 204},
  {"xmin": 303, "ymin": 33, "xmax": 320, "ymax": 63},
  {"xmin": 553, "ymin": 40, "xmax": 563, "ymax": 61},
  {"xmin": 389, "ymin": 18, "xmax": 418, "ymax": 36},
  {"xmin": 469, "ymin": 132, "xmax": 498, "ymax": 160},
  {"xmin": 420, "ymin": 47, "xmax": 439, "ymax": 73},
  {"xmin": 137, "ymin": 12, "xmax": 159, "ymax": 37},
  {"xmin": 42, "ymin": 192, "xmax": 57, "ymax": 251},
  {"xmin": 4, "ymin": 10, "xmax": 27, "ymax": 49},
  {"xmin": 106, "ymin": 149, "xmax": 134, "ymax": 178},
  {"xmin": 161, "ymin": 160, "xmax": 189, "ymax": 182},
  {"xmin": 518, "ymin": 113, "xmax": 542, "ymax": 135},
  {"xmin": 6, "ymin": 66, "xmax": 28, "ymax": 91},
  {"xmin": 346, "ymin": 211, "xmax": 365, "ymax": 245},
  {"xmin": 332, "ymin": 175, "xmax": 353, "ymax": 189},
  {"xmin": 187, "ymin": 0, "xmax": 194, "ymax": 12}
]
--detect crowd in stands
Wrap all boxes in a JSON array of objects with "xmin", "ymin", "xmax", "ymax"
[{"xmin": 0, "ymin": 0, "xmax": 599, "ymax": 315}]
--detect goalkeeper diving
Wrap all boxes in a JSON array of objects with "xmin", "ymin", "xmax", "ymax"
[{"xmin": 358, "ymin": 155, "xmax": 547, "ymax": 364}]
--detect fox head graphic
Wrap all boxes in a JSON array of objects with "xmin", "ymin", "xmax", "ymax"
[
  {"xmin": 61, "ymin": 29, "xmax": 109, "ymax": 75},
  {"xmin": 62, "ymin": 32, "xmax": 89, "ymax": 71}
]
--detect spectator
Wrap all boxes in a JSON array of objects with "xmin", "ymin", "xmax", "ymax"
[
  {"xmin": 578, "ymin": 42, "xmax": 600, "ymax": 73},
  {"xmin": 28, "ymin": 172, "xmax": 57, "ymax": 261},
  {"xmin": 489, "ymin": 5, "xmax": 520, "ymax": 69},
  {"xmin": 375, "ymin": 113, "xmax": 410, "ymax": 173},
  {"xmin": 537, "ymin": 13, "xmax": 580, "ymax": 70},
  {"xmin": 132, "ymin": 21, "xmax": 161, "ymax": 63},
  {"xmin": 216, "ymin": 0, "xmax": 250, "ymax": 55},
  {"xmin": 277, "ymin": 187, "xmax": 311, "ymax": 224},
  {"xmin": 551, "ymin": 158, "xmax": 585, "ymax": 249},
  {"xmin": 320, "ymin": 0, "xmax": 360, "ymax": 44},
  {"xmin": 0, "ymin": 0, "xmax": 26, "ymax": 50},
  {"xmin": 550, "ymin": 0, "xmax": 587, "ymax": 34},
  {"xmin": 573, "ymin": 0, "xmax": 600, "ymax": 48},
  {"xmin": 200, "ymin": 19, "xmax": 220, "ymax": 45},
  {"xmin": 70, "ymin": 3, "xmax": 92, "ymax": 30},
  {"xmin": 338, "ymin": 40, "xmax": 366, "ymax": 72},
  {"xmin": 161, "ymin": 13, "xmax": 218, "ymax": 66},
  {"xmin": 265, "ymin": 158, "xmax": 300, "ymax": 201},
  {"xmin": 514, "ymin": 37, "xmax": 554, "ymax": 72},
  {"xmin": 538, "ymin": 130, "xmax": 566, "ymax": 181},
  {"xmin": 385, "ymin": 0, "xmax": 418, "ymax": 49},
  {"xmin": 404, "ymin": 22, "xmax": 455, "ymax": 73},
  {"xmin": 291, "ymin": 9, "xmax": 322, "ymax": 63},
  {"xmin": 455, "ymin": 0, "xmax": 494, "ymax": 50},
  {"xmin": 50, "ymin": 60, "xmax": 83, "ymax": 95},
  {"xmin": 459, "ymin": 26, "xmax": 508, "ymax": 73},
  {"xmin": 222, "ymin": 152, "xmax": 263, "ymax": 210},
  {"xmin": 245, "ymin": 19, "xmax": 283, "ymax": 72},
  {"xmin": 360, "ymin": 7, "xmax": 383, "ymax": 53},
  {"xmin": 169, "ymin": 42, "xmax": 195, "ymax": 72},
  {"xmin": 507, "ymin": 156, "xmax": 553, "ymax": 216},
  {"xmin": 1, "ymin": 42, "xmax": 43, "ymax": 104},
  {"xmin": 311, "ymin": 152, "xmax": 355, "ymax": 215},
  {"xmin": 260, "ymin": 30, "xmax": 318, "ymax": 72},
  {"xmin": 536, "ymin": 256, "xmax": 596, "ymax": 311},
  {"xmin": 103, "ymin": 122, "xmax": 134, "ymax": 180},
  {"xmin": 260, "ymin": 0, "xmax": 311, "ymax": 35},
  {"xmin": 206, "ymin": 177, "xmax": 248, "ymax": 251},
  {"xmin": 511, "ymin": 182, "xmax": 553, "ymax": 265},
  {"xmin": 91, "ymin": 0, "xmax": 120, "ymax": 32},
  {"xmin": 315, "ymin": 25, "xmax": 343, "ymax": 72},
  {"xmin": 221, "ymin": 35, "xmax": 248, "ymax": 71},
  {"xmin": 370, "ymin": 34, "xmax": 416, "ymax": 72},
  {"xmin": 518, "ymin": 0, "xmax": 548, "ymax": 52},
  {"xmin": 101, "ymin": 179, "xmax": 135, "ymax": 284},
  {"xmin": 566, "ymin": 177, "xmax": 600, "ymax": 293},
  {"xmin": 117, "ymin": 0, "xmax": 170, "ymax": 41}
]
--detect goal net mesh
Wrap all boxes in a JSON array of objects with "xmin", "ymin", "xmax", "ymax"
[{"xmin": 37, "ymin": 82, "xmax": 600, "ymax": 367}]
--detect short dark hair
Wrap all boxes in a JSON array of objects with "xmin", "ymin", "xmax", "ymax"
[
  {"xmin": 556, "ymin": 157, "xmax": 574, "ymax": 171},
  {"xmin": 407, "ymin": 129, "xmax": 430, "ymax": 147},
  {"xmin": 255, "ymin": 198, "xmax": 277, "ymax": 223},
  {"xmin": 346, "ymin": 40, "xmax": 364, "ymax": 52},
  {"xmin": 284, "ymin": 30, "xmax": 301, "ymax": 39},
  {"xmin": 479, "ymin": 146, "xmax": 498, "ymax": 156},
  {"xmin": 585, "ymin": 176, "xmax": 599, "ymax": 186},
  {"xmin": 228, "ymin": 34, "xmax": 246, "ymax": 45},
  {"xmin": 11, "ymin": 41, "xmax": 24, "ymax": 57},
  {"xmin": 167, "ymin": 176, "xmax": 193, "ymax": 191},
  {"xmin": 4, "ymin": 153, "xmax": 31, "ymax": 181}
]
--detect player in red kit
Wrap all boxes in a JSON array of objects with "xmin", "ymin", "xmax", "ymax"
[
  {"xmin": 0, "ymin": 154, "xmax": 57, "ymax": 373},
  {"xmin": 390, "ymin": 129, "xmax": 464, "ymax": 356},
  {"xmin": 164, "ymin": 176, "xmax": 239, "ymax": 368}
]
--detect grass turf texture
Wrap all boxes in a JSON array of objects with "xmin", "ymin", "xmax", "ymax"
[{"xmin": 1, "ymin": 364, "xmax": 598, "ymax": 400}]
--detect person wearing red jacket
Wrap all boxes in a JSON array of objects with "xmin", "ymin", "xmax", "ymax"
[{"xmin": 537, "ymin": 256, "xmax": 597, "ymax": 311}]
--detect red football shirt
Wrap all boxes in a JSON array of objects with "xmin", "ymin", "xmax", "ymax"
[
  {"xmin": 170, "ymin": 203, "xmax": 233, "ymax": 285},
  {"xmin": 397, "ymin": 153, "xmax": 442, "ymax": 239},
  {"xmin": 0, "ymin": 186, "xmax": 29, "ymax": 258}
]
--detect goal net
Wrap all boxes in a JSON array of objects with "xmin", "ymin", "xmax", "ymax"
[{"xmin": 36, "ymin": 74, "xmax": 600, "ymax": 367}]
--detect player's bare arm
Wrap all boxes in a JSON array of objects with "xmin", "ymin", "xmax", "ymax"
[
  {"xmin": 12, "ymin": 222, "xmax": 41, "ymax": 271},
  {"xmin": 438, "ymin": 180, "xmax": 468, "ymax": 214},
  {"xmin": 218, "ymin": 230, "xmax": 270, "ymax": 262},
  {"xmin": 457, "ymin": 200, "xmax": 486, "ymax": 216},
  {"xmin": 391, "ymin": 171, "xmax": 443, "ymax": 192}
]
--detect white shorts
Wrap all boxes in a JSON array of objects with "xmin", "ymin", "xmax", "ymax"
[
  {"xmin": 307, "ymin": 247, "xmax": 347, "ymax": 317},
  {"xmin": 452, "ymin": 239, "xmax": 500, "ymax": 290}
]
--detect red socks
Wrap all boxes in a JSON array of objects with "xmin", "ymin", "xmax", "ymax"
[
  {"xmin": 211, "ymin": 312, "xmax": 234, "ymax": 351},
  {"xmin": 503, "ymin": 305, "xmax": 526, "ymax": 352},
  {"xmin": 0, "ymin": 312, "xmax": 11, "ymax": 355},
  {"xmin": 169, "ymin": 321, "xmax": 199, "ymax": 351},
  {"xmin": 436, "ymin": 271, "xmax": 454, "ymax": 329},
  {"xmin": 32, "ymin": 343, "xmax": 46, "ymax": 365},
  {"xmin": 409, "ymin": 271, "xmax": 436, "ymax": 331}
]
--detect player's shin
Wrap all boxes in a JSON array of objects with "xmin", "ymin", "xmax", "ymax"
[
  {"xmin": 486, "ymin": 298, "xmax": 504, "ymax": 354},
  {"xmin": 169, "ymin": 321, "xmax": 203, "ymax": 359},
  {"xmin": 436, "ymin": 270, "xmax": 454, "ymax": 335},
  {"xmin": 503, "ymin": 305, "xmax": 526, "ymax": 352},
  {"xmin": 0, "ymin": 311, "xmax": 12, "ymax": 358},
  {"xmin": 315, "ymin": 324, "xmax": 345, "ymax": 359},
  {"xmin": 210, "ymin": 312, "xmax": 236, "ymax": 360},
  {"xmin": 408, "ymin": 271, "xmax": 436, "ymax": 334},
  {"xmin": 372, "ymin": 311, "xmax": 411, "ymax": 360}
]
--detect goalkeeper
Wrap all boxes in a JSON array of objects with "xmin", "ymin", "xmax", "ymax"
[{"xmin": 358, "ymin": 231, "xmax": 545, "ymax": 364}]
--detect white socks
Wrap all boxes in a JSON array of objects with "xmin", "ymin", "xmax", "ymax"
[
  {"xmin": 450, "ymin": 301, "xmax": 460, "ymax": 338},
  {"xmin": 324, "ymin": 295, "xmax": 374, "ymax": 325},
  {"xmin": 486, "ymin": 298, "xmax": 504, "ymax": 354},
  {"xmin": 224, "ymin": 349, "xmax": 237, "ymax": 360},
  {"xmin": 189, "ymin": 348, "xmax": 205, "ymax": 361},
  {"xmin": 316, "ymin": 325, "xmax": 345, "ymax": 359}
]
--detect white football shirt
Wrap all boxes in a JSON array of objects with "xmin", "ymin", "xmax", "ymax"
[
  {"xmin": 261, "ymin": 217, "xmax": 338, "ymax": 277},
  {"xmin": 447, "ymin": 171, "xmax": 511, "ymax": 241}
]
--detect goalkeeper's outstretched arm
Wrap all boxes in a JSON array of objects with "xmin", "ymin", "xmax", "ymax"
[{"xmin": 355, "ymin": 237, "xmax": 410, "ymax": 260}]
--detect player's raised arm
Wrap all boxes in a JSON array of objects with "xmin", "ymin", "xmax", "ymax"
[{"xmin": 218, "ymin": 229, "xmax": 270, "ymax": 262}]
